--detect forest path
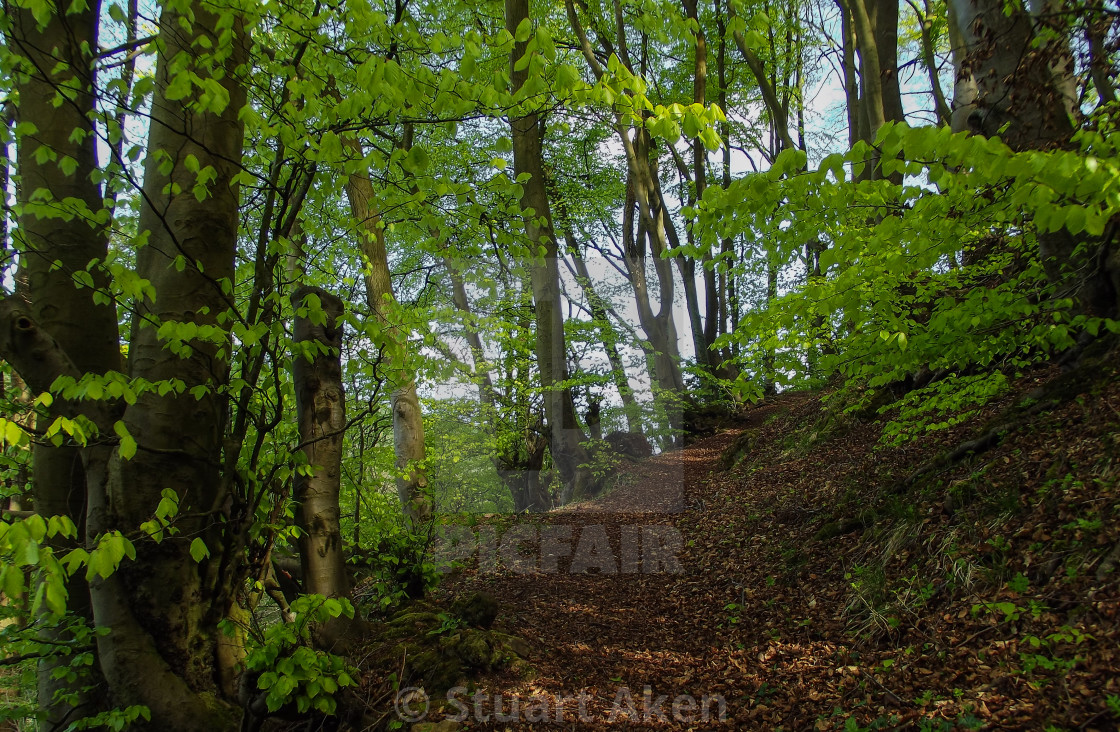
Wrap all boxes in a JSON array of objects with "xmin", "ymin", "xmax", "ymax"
[
  {"xmin": 440, "ymin": 394, "xmax": 833, "ymax": 729},
  {"xmin": 435, "ymin": 375, "xmax": 1120, "ymax": 730}
]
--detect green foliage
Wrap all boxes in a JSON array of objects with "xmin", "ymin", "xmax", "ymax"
[
  {"xmin": 704, "ymin": 117, "xmax": 1120, "ymax": 422},
  {"xmin": 65, "ymin": 705, "xmax": 152, "ymax": 731},
  {"xmin": 243, "ymin": 595, "xmax": 357, "ymax": 715},
  {"xmin": 351, "ymin": 526, "xmax": 441, "ymax": 612},
  {"xmin": 0, "ymin": 513, "xmax": 79, "ymax": 616},
  {"xmin": 879, "ymin": 372, "xmax": 1010, "ymax": 446},
  {"xmin": 0, "ymin": 609, "xmax": 110, "ymax": 728}
]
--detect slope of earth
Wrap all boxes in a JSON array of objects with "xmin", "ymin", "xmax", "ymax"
[{"xmin": 424, "ymin": 365, "xmax": 1120, "ymax": 730}]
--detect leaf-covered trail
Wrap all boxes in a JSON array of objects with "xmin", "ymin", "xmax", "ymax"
[
  {"xmin": 441, "ymin": 396, "xmax": 841, "ymax": 729},
  {"xmin": 440, "ymin": 432, "xmax": 746, "ymax": 727},
  {"xmin": 441, "ymin": 386, "xmax": 1120, "ymax": 730}
]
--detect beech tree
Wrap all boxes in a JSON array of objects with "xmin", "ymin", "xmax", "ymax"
[{"xmin": 3, "ymin": 0, "xmax": 251, "ymax": 724}]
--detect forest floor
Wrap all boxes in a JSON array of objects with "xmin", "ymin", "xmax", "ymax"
[{"xmin": 406, "ymin": 364, "xmax": 1120, "ymax": 731}]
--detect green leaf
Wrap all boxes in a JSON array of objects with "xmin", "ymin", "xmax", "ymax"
[
  {"xmin": 2, "ymin": 419, "xmax": 25, "ymax": 447},
  {"xmin": 114, "ymin": 421, "xmax": 138, "ymax": 460},
  {"xmin": 190, "ymin": 537, "xmax": 210, "ymax": 562},
  {"xmin": 61, "ymin": 548, "xmax": 89, "ymax": 575},
  {"xmin": 2, "ymin": 566, "xmax": 25, "ymax": 599},
  {"xmin": 45, "ymin": 577, "xmax": 67, "ymax": 616},
  {"xmin": 405, "ymin": 145, "xmax": 429, "ymax": 172},
  {"xmin": 318, "ymin": 131, "xmax": 343, "ymax": 163},
  {"xmin": 514, "ymin": 18, "xmax": 532, "ymax": 42}
]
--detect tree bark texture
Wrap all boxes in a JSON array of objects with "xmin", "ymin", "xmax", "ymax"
[
  {"xmin": 7, "ymin": 1, "xmax": 122, "ymax": 723},
  {"xmin": 291, "ymin": 286, "xmax": 353, "ymax": 646},
  {"xmin": 508, "ymin": 0, "xmax": 597, "ymax": 503}
]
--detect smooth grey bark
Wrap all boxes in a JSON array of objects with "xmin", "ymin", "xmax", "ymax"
[
  {"xmin": 949, "ymin": 0, "xmax": 1117, "ymax": 315},
  {"xmin": 841, "ymin": 0, "xmax": 904, "ymax": 178},
  {"xmin": 945, "ymin": 0, "xmax": 979, "ymax": 133},
  {"xmin": 291, "ymin": 286, "xmax": 353, "ymax": 647},
  {"xmin": 847, "ymin": 0, "xmax": 888, "ymax": 136},
  {"xmin": 566, "ymin": 240, "xmax": 644, "ymax": 435},
  {"xmin": 620, "ymin": 173, "xmax": 688, "ymax": 402},
  {"xmin": 1085, "ymin": 0, "xmax": 1117, "ymax": 106},
  {"xmin": 868, "ymin": 0, "xmax": 904, "ymax": 125},
  {"xmin": 444, "ymin": 259, "xmax": 498, "ymax": 408},
  {"xmin": 726, "ymin": 0, "xmax": 797, "ymax": 151},
  {"xmin": 442, "ymin": 258, "xmax": 550, "ymax": 512},
  {"xmin": 0, "ymin": 299, "xmax": 237, "ymax": 730},
  {"xmin": 947, "ymin": 0, "xmax": 1073, "ymax": 147},
  {"xmin": 836, "ymin": 0, "xmax": 863, "ymax": 148},
  {"xmin": 681, "ymin": 0, "xmax": 719, "ymax": 372},
  {"xmin": 714, "ymin": 0, "xmax": 735, "ymax": 360},
  {"xmin": 508, "ymin": 0, "xmax": 597, "ymax": 504},
  {"xmin": 906, "ymin": 0, "xmax": 952, "ymax": 126}
]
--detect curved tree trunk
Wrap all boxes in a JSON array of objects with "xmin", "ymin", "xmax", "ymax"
[
  {"xmin": 567, "ymin": 0, "xmax": 687, "ymax": 441},
  {"xmin": 344, "ymin": 151, "xmax": 431, "ymax": 525},
  {"xmin": 568, "ymin": 246, "xmax": 644, "ymax": 435},
  {"xmin": 100, "ymin": 2, "xmax": 248, "ymax": 725}
]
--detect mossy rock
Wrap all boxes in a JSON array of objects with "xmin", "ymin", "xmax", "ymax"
[
  {"xmin": 414, "ymin": 650, "xmax": 465, "ymax": 690},
  {"xmin": 366, "ymin": 599, "xmax": 532, "ymax": 696},
  {"xmin": 450, "ymin": 591, "xmax": 498, "ymax": 629},
  {"xmin": 453, "ymin": 630, "xmax": 492, "ymax": 668},
  {"xmin": 812, "ymin": 516, "xmax": 869, "ymax": 542},
  {"xmin": 411, "ymin": 721, "xmax": 461, "ymax": 732},
  {"xmin": 386, "ymin": 611, "xmax": 444, "ymax": 639},
  {"xmin": 488, "ymin": 631, "xmax": 530, "ymax": 659}
]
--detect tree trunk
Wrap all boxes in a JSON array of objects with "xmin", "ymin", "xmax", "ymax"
[
  {"xmin": 946, "ymin": 0, "xmax": 979, "ymax": 133},
  {"xmin": 343, "ymin": 149, "xmax": 431, "ymax": 525},
  {"xmin": 8, "ymin": 2, "xmax": 120, "ymax": 724},
  {"xmin": 507, "ymin": 0, "xmax": 596, "ymax": 504},
  {"xmin": 100, "ymin": 2, "xmax": 248, "ymax": 724},
  {"xmin": 444, "ymin": 259, "xmax": 498, "ymax": 408},
  {"xmin": 947, "ymin": 0, "xmax": 1073, "ymax": 148},
  {"xmin": 682, "ymin": 0, "xmax": 719, "ymax": 371},
  {"xmin": 950, "ymin": 0, "xmax": 1117, "ymax": 315},
  {"xmin": 443, "ymin": 260, "xmax": 552, "ymax": 512},
  {"xmin": 568, "ymin": 242, "xmax": 643, "ymax": 434},
  {"xmin": 868, "ymin": 0, "xmax": 904, "ymax": 125},
  {"xmin": 836, "ymin": 0, "xmax": 864, "ymax": 148},
  {"xmin": 291, "ymin": 286, "xmax": 353, "ymax": 647},
  {"xmin": 1085, "ymin": 0, "xmax": 1117, "ymax": 107},
  {"xmin": 847, "ymin": 0, "xmax": 888, "ymax": 160},
  {"xmin": 908, "ymin": 0, "xmax": 952, "ymax": 126},
  {"xmin": 726, "ymin": 0, "xmax": 797, "ymax": 151},
  {"xmin": 567, "ymin": 0, "xmax": 688, "ymax": 437}
]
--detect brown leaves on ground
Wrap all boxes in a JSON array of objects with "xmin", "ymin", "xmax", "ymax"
[{"xmin": 425, "ymin": 369, "xmax": 1120, "ymax": 731}]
